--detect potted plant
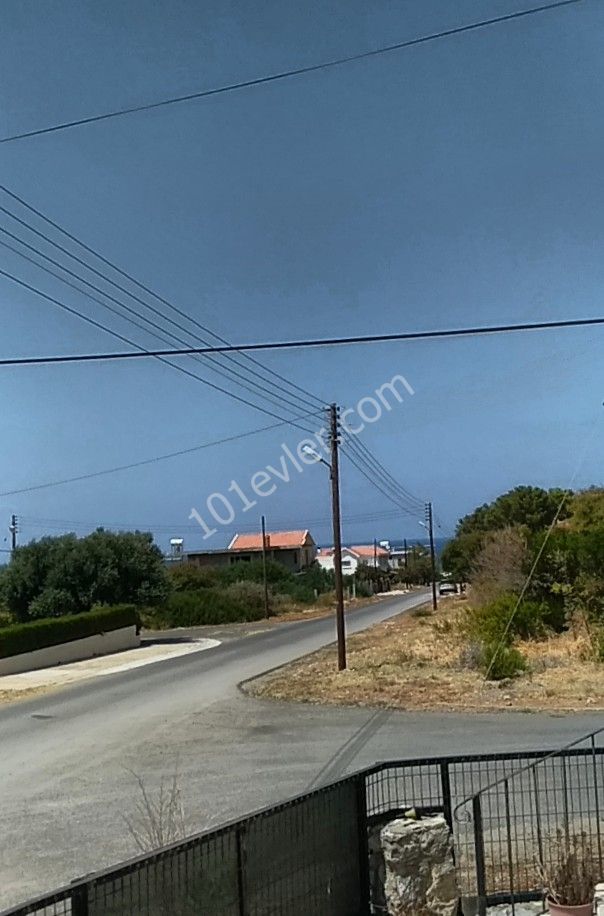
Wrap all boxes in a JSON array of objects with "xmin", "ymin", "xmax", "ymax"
[{"xmin": 540, "ymin": 829, "xmax": 598, "ymax": 915}]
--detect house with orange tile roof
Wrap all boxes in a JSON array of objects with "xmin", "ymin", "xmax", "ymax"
[
  {"xmin": 185, "ymin": 529, "xmax": 317, "ymax": 573},
  {"xmin": 316, "ymin": 543, "xmax": 389, "ymax": 575}
]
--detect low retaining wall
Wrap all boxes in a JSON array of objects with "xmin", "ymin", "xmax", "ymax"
[{"xmin": 0, "ymin": 625, "xmax": 140, "ymax": 676}]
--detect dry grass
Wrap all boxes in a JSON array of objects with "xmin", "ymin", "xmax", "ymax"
[{"xmin": 249, "ymin": 597, "xmax": 604, "ymax": 712}]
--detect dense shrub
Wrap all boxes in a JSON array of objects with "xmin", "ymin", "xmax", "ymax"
[
  {"xmin": 2, "ymin": 531, "xmax": 169, "ymax": 621},
  {"xmin": 218, "ymin": 559, "xmax": 291, "ymax": 587},
  {"xmin": 168, "ymin": 564, "xmax": 222, "ymax": 591},
  {"xmin": 461, "ymin": 593, "xmax": 548, "ymax": 646},
  {"xmin": 479, "ymin": 642, "xmax": 527, "ymax": 680},
  {"xmin": 222, "ymin": 581, "xmax": 266, "ymax": 613},
  {"xmin": 170, "ymin": 560, "xmax": 335, "ymax": 607},
  {"xmin": 352, "ymin": 578, "xmax": 373, "ymax": 598},
  {"xmin": 0, "ymin": 604, "xmax": 139, "ymax": 659},
  {"xmin": 28, "ymin": 588, "xmax": 79, "ymax": 619},
  {"xmin": 154, "ymin": 585, "xmax": 268, "ymax": 628}
]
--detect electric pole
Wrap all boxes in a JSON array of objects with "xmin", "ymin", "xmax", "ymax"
[
  {"xmin": 329, "ymin": 403, "xmax": 346, "ymax": 671},
  {"xmin": 403, "ymin": 537, "xmax": 408, "ymax": 569},
  {"xmin": 261, "ymin": 514, "xmax": 270, "ymax": 619},
  {"xmin": 425, "ymin": 502, "xmax": 438, "ymax": 611},
  {"xmin": 9, "ymin": 515, "xmax": 18, "ymax": 553},
  {"xmin": 373, "ymin": 538, "xmax": 377, "ymax": 569}
]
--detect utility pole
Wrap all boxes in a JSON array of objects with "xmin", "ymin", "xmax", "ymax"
[
  {"xmin": 425, "ymin": 502, "xmax": 438, "ymax": 611},
  {"xmin": 9, "ymin": 515, "xmax": 18, "ymax": 553},
  {"xmin": 329, "ymin": 403, "xmax": 346, "ymax": 671},
  {"xmin": 403, "ymin": 537, "xmax": 408, "ymax": 569},
  {"xmin": 373, "ymin": 538, "xmax": 377, "ymax": 569},
  {"xmin": 261, "ymin": 514, "xmax": 270, "ymax": 619}
]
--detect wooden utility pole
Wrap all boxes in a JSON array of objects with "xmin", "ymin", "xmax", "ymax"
[
  {"xmin": 9, "ymin": 515, "xmax": 17, "ymax": 553},
  {"xmin": 425, "ymin": 502, "xmax": 438, "ymax": 611},
  {"xmin": 329, "ymin": 403, "xmax": 346, "ymax": 671},
  {"xmin": 261, "ymin": 514, "xmax": 270, "ymax": 618},
  {"xmin": 373, "ymin": 538, "xmax": 377, "ymax": 569},
  {"xmin": 403, "ymin": 537, "xmax": 408, "ymax": 569}
]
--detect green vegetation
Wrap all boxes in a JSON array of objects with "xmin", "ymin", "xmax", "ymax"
[
  {"xmin": 478, "ymin": 642, "xmax": 527, "ymax": 680},
  {"xmin": 442, "ymin": 485, "xmax": 604, "ymax": 679},
  {"xmin": 461, "ymin": 593, "xmax": 548, "ymax": 645},
  {"xmin": 393, "ymin": 547, "xmax": 434, "ymax": 587},
  {"xmin": 0, "ymin": 604, "xmax": 138, "ymax": 659},
  {"xmin": 146, "ymin": 560, "xmax": 337, "ymax": 628},
  {"xmin": 0, "ymin": 531, "xmax": 380, "ymax": 637},
  {"xmin": 0, "ymin": 530, "xmax": 168, "ymax": 622}
]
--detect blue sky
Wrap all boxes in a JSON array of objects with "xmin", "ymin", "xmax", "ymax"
[{"xmin": 1, "ymin": 0, "xmax": 603, "ymax": 554}]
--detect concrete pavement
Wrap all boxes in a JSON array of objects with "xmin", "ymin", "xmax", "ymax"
[{"xmin": 0, "ymin": 589, "xmax": 601, "ymax": 909}]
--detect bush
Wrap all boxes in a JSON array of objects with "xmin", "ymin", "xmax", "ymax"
[
  {"xmin": 0, "ymin": 604, "xmax": 139, "ymax": 659},
  {"xmin": 2, "ymin": 530, "xmax": 169, "ymax": 621},
  {"xmin": 218, "ymin": 559, "xmax": 291, "ymax": 587},
  {"xmin": 479, "ymin": 642, "xmax": 527, "ymax": 680},
  {"xmin": 156, "ymin": 586, "xmax": 268, "ymax": 628},
  {"xmin": 28, "ymin": 588, "xmax": 79, "ymax": 619},
  {"xmin": 352, "ymin": 578, "xmax": 373, "ymax": 598},
  {"xmin": 315, "ymin": 591, "xmax": 335, "ymax": 609},
  {"xmin": 168, "ymin": 564, "xmax": 222, "ymax": 591},
  {"xmin": 222, "ymin": 581, "xmax": 266, "ymax": 613},
  {"xmin": 462, "ymin": 593, "xmax": 547, "ymax": 646}
]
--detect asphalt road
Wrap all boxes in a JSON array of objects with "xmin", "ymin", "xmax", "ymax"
[{"xmin": 0, "ymin": 590, "xmax": 601, "ymax": 909}]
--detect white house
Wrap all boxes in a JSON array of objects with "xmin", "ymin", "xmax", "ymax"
[{"xmin": 317, "ymin": 544, "xmax": 390, "ymax": 576}]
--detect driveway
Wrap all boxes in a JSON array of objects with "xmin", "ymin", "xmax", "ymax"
[{"xmin": 0, "ymin": 589, "xmax": 600, "ymax": 909}]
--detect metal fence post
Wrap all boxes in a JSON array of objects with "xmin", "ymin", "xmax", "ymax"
[
  {"xmin": 236, "ymin": 826, "xmax": 247, "ymax": 916},
  {"xmin": 440, "ymin": 761, "xmax": 453, "ymax": 828},
  {"xmin": 71, "ymin": 882, "xmax": 89, "ymax": 916},
  {"xmin": 472, "ymin": 796, "xmax": 487, "ymax": 916},
  {"xmin": 356, "ymin": 774, "xmax": 371, "ymax": 914}
]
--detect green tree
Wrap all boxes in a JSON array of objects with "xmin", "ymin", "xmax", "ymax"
[
  {"xmin": 395, "ymin": 548, "xmax": 433, "ymax": 586},
  {"xmin": 457, "ymin": 486, "xmax": 571, "ymax": 538},
  {"xmin": 567, "ymin": 488, "xmax": 604, "ymax": 533},
  {"xmin": 441, "ymin": 531, "xmax": 483, "ymax": 585},
  {"xmin": 1, "ymin": 530, "xmax": 169, "ymax": 621}
]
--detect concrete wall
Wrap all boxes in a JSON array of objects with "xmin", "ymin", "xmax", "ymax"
[{"xmin": 0, "ymin": 625, "xmax": 140, "ymax": 676}]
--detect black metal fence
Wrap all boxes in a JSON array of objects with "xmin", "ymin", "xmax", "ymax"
[
  {"xmin": 3, "ymin": 738, "xmax": 604, "ymax": 916},
  {"xmin": 454, "ymin": 727, "xmax": 604, "ymax": 915}
]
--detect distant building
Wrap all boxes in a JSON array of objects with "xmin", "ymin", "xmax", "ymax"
[
  {"xmin": 317, "ymin": 544, "xmax": 389, "ymax": 576},
  {"xmin": 185, "ymin": 529, "xmax": 316, "ymax": 573},
  {"xmin": 389, "ymin": 548, "xmax": 409, "ymax": 570}
]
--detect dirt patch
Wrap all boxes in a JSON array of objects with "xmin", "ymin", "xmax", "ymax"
[
  {"xmin": 0, "ymin": 686, "xmax": 51, "ymax": 705},
  {"xmin": 249, "ymin": 598, "xmax": 604, "ymax": 712}
]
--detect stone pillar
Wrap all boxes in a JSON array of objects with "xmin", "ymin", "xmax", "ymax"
[
  {"xmin": 380, "ymin": 814, "xmax": 459, "ymax": 916},
  {"xmin": 595, "ymin": 881, "xmax": 604, "ymax": 916}
]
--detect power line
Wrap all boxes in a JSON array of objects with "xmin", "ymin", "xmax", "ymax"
[
  {"xmin": 344, "ymin": 439, "xmax": 424, "ymax": 514},
  {"xmin": 0, "ymin": 233, "xmax": 314, "ymax": 419},
  {"xmin": 0, "ymin": 1, "xmax": 581, "ymax": 145},
  {"xmin": 0, "ymin": 185, "xmax": 325, "ymax": 411},
  {"xmin": 0, "ymin": 267, "xmax": 318, "ymax": 432},
  {"xmin": 0, "ymin": 191, "xmax": 324, "ymax": 415},
  {"xmin": 345, "ymin": 434, "xmax": 425, "ymax": 509},
  {"xmin": 342, "ymin": 446, "xmax": 424, "ymax": 519},
  {"xmin": 3, "ymin": 313, "xmax": 604, "ymax": 368},
  {"xmin": 0, "ymin": 199, "xmax": 321, "ymax": 415},
  {"xmin": 18, "ymin": 507, "xmax": 425, "ymax": 534},
  {"xmin": 0, "ymin": 412, "xmax": 323, "ymax": 498}
]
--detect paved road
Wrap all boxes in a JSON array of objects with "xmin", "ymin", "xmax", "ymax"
[{"xmin": 0, "ymin": 590, "xmax": 601, "ymax": 909}]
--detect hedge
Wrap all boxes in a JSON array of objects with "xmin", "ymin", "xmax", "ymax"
[{"xmin": 0, "ymin": 604, "xmax": 139, "ymax": 659}]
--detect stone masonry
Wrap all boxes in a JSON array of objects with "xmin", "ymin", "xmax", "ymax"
[{"xmin": 380, "ymin": 814, "xmax": 459, "ymax": 916}]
